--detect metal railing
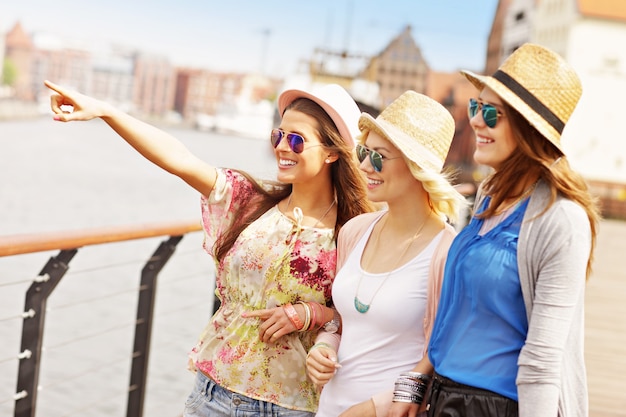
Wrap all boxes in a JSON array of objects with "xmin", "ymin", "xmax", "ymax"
[{"xmin": 0, "ymin": 220, "xmax": 205, "ymax": 417}]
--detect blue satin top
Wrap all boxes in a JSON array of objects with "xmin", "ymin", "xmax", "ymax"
[{"xmin": 428, "ymin": 196, "xmax": 530, "ymax": 400}]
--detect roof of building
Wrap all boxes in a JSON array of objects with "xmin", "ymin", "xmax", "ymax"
[
  {"xmin": 578, "ymin": 0, "xmax": 626, "ymax": 22},
  {"xmin": 5, "ymin": 22, "xmax": 34, "ymax": 49},
  {"xmin": 376, "ymin": 25, "xmax": 426, "ymax": 63}
]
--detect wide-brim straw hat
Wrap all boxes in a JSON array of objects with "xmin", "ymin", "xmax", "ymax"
[
  {"xmin": 461, "ymin": 43, "xmax": 582, "ymax": 154},
  {"xmin": 358, "ymin": 90, "xmax": 455, "ymax": 173},
  {"xmin": 278, "ymin": 84, "xmax": 361, "ymax": 148}
]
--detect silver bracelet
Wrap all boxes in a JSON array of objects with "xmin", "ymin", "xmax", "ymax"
[{"xmin": 392, "ymin": 373, "xmax": 430, "ymax": 405}]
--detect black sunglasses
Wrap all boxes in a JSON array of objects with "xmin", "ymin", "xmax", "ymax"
[
  {"xmin": 468, "ymin": 98, "xmax": 505, "ymax": 128},
  {"xmin": 356, "ymin": 143, "xmax": 402, "ymax": 173}
]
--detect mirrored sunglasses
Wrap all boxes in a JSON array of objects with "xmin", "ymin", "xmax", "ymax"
[
  {"xmin": 356, "ymin": 143, "xmax": 402, "ymax": 173},
  {"xmin": 468, "ymin": 98, "xmax": 505, "ymax": 128},
  {"xmin": 271, "ymin": 128, "xmax": 306, "ymax": 153}
]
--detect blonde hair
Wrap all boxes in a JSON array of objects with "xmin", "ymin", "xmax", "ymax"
[{"xmin": 406, "ymin": 160, "xmax": 468, "ymax": 224}]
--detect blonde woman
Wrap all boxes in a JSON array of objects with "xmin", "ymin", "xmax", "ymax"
[{"xmin": 306, "ymin": 91, "xmax": 466, "ymax": 417}]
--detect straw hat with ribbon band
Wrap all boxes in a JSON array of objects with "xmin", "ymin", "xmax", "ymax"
[
  {"xmin": 461, "ymin": 43, "xmax": 582, "ymax": 154},
  {"xmin": 358, "ymin": 90, "xmax": 455, "ymax": 174},
  {"xmin": 278, "ymin": 84, "xmax": 361, "ymax": 148}
]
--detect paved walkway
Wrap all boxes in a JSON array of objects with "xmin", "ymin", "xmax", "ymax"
[{"xmin": 586, "ymin": 219, "xmax": 626, "ymax": 416}]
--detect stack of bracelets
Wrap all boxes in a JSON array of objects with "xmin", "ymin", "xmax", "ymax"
[
  {"xmin": 392, "ymin": 371, "xmax": 431, "ymax": 405},
  {"xmin": 283, "ymin": 301, "xmax": 325, "ymax": 332}
]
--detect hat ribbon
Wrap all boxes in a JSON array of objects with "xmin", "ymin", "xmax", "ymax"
[{"xmin": 492, "ymin": 70, "xmax": 565, "ymax": 134}]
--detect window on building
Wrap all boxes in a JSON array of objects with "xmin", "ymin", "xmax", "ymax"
[{"xmin": 515, "ymin": 11, "xmax": 525, "ymax": 21}]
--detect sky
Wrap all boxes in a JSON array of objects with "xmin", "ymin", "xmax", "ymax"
[{"xmin": 2, "ymin": 0, "xmax": 499, "ymax": 77}]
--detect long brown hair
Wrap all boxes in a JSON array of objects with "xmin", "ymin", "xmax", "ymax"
[
  {"xmin": 214, "ymin": 97, "xmax": 374, "ymax": 262},
  {"xmin": 480, "ymin": 103, "xmax": 601, "ymax": 278}
]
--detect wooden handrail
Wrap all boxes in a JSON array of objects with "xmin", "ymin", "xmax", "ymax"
[{"xmin": 0, "ymin": 220, "xmax": 203, "ymax": 257}]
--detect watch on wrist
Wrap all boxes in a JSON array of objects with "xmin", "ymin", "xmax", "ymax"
[{"xmin": 323, "ymin": 308, "xmax": 340, "ymax": 333}]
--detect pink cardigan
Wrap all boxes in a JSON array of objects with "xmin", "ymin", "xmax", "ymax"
[{"xmin": 317, "ymin": 211, "xmax": 456, "ymax": 417}]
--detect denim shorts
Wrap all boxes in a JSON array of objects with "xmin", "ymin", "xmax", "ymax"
[{"xmin": 183, "ymin": 371, "xmax": 315, "ymax": 417}]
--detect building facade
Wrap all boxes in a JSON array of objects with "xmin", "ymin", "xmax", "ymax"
[
  {"xmin": 4, "ymin": 22, "xmax": 35, "ymax": 101},
  {"xmin": 3, "ymin": 21, "xmax": 177, "ymax": 119},
  {"xmin": 485, "ymin": 0, "xmax": 626, "ymax": 218},
  {"xmin": 485, "ymin": 0, "xmax": 513, "ymax": 75},
  {"xmin": 132, "ymin": 54, "xmax": 176, "ymax": 118},
  {"xmin": 360, "ymin": 25, "xmax": 429, "ymax": 109},
  {"xmin": 501, "ymin": 0, "xmax": 536, "ymax": 58}
]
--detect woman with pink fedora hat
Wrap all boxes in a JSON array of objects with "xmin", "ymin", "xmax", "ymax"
[
  {"xmin": 425, "ymin": 43, "xmax": 600, "ymax": 417},
  {"xmin": 306, "ymin": 90, "xmax": 466, "ymax": 417},
  {"xmin": 44, "ymin": 80, "xmax": 374, "ymax": 416}
]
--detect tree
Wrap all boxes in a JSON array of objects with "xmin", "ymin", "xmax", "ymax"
[{"xmin": 2, "ymin": 58, "xmax": 18, "ymax": 87}]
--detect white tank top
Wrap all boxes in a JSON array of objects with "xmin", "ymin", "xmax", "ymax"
[{"xmin": 316, "ymin": 215, "xmax": 442, "ymax": 417}]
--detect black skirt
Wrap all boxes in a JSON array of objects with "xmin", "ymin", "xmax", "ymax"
[{"xmin": 426, "ymin": 372, "xmax": 518, "ymax": 417}]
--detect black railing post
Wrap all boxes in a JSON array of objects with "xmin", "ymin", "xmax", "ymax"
[
  {"xmin": 14, "ymin": 249, "xmax": 77, "ymax": 417},
  {"xmin": 126, "ymin": 235, "xmax": 183, "ymax": 417}
]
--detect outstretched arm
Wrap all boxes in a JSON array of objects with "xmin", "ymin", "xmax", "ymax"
[{"xmin": 44, "ymin": 80, "xmax": 217, "ymax": 196}]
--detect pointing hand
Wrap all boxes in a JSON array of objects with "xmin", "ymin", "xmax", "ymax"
[{"xmin": 44, "ymin": 80, "xmax": 109, "ymax": 122}]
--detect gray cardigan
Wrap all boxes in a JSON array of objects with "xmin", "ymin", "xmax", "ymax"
[{"xmin": 477, "ymin": 181, "xmax": 591, "ymax": 417}]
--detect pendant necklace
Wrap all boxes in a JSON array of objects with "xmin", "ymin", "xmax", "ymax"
[{"xmin": 354, "ymin": 213, "xmax": 430, "ymax": 314}]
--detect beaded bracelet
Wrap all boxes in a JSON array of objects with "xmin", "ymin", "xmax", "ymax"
[
  {"xmin": 392, "ymin": 386, "xmax": 427, "ymax": 404},
  {"xmin": 392, "ymin": 394, "xmax": 422, "ymax": 404},
  {"xmin": 393, "ymin": 382, "xmax": 428, "ymax": 396},
  {"xmin": 283, "ymin": 303, "xmax": 304, "ymax": 331}
]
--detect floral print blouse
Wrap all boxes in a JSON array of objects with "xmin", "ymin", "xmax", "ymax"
[{"xmin": 188, "ymin": 169, "xmax": 337, "ymax": 412}]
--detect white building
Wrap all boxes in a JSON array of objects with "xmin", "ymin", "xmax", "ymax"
[
  {"xmin": 533, "ymin": 0, "xmax": 626, "ymax": 183},
  {"xmin": 494, "ymin": 0, "xmax": 626, "ymax": 184},
  {"xmin": 501, "ymin": 0, "xmax": 536, "ymax": 58}
]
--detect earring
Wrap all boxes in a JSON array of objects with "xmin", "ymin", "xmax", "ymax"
[{"xmin": 325, "ymin": 158, "xmax": 331, "ymax": 163}]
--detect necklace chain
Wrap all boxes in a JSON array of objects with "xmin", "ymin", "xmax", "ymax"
[
  {"xmin": 286, "ymin": 194, "xmax": 336, "ymax": 228},
  {"xmin": 354, "ymin": 213, "xmax": 430, "ymax": 314}
]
